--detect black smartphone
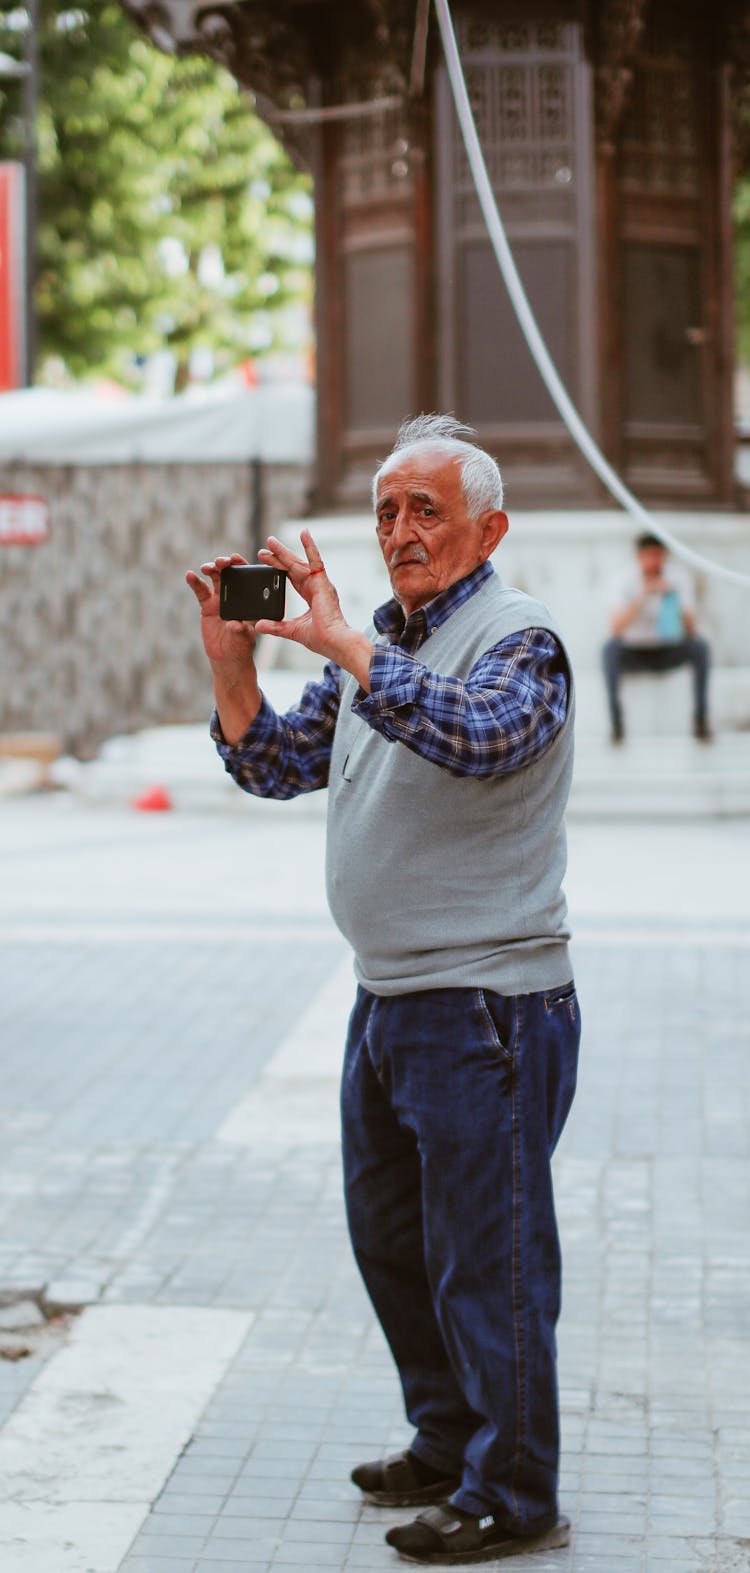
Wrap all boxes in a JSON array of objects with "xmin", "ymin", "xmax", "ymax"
[{"xmin": 219, "ymin": 565, "xmax": 286, "ymax": 622}]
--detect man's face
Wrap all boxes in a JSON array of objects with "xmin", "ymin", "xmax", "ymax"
[
  {"xmin": 638, "ymin": 544, "xmax": 667, "ymax": 581},
  {"xmin": 374, "ymin": 449, "xmax": 508, "ymax": 615}
]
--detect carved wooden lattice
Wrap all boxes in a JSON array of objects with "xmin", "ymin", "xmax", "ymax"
[
  {"xmin": 618, "ymin": 11, "xmax": 699, "ymax": 195},
  {"xmin": 452, "ymin": 21, "xmax": 577, "ymax": 197},
  {"xmin": 339, "ymin": 103, "xmax": 414, "ymax": 207},
  {"xmin": 455, "ymin": 18, "xmax": 571, "ymax": 55},
  {"xmin": 594, "ymin": 0, "xmax": 651, "ymax": 151}
]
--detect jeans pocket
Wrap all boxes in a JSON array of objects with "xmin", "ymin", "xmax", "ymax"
[
  {"xmin": 475, "ymin": 988, "xmax": 514, "ymax": 1066},
  {"xmin": 542, "ymin": 980, "xmax": 579, "ymax": 1026}
]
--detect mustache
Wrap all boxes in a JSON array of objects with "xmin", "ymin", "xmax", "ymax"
[{"xmin": 390, "ymin": 544, "xmax": 430, "ymax": 568}]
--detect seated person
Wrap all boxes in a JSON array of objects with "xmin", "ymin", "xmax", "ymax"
[{"xmin": 603, "ymin": 532, "xmax": 711, "ymax": 743}]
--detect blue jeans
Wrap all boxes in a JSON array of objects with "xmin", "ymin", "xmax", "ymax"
[
  {"xmin": 341, "ymin": 983, "xmax": 580, "ymax": 1533},
  {"xmin": 602, "ymin": 636, "xmax": 711, "ymax": 731}
]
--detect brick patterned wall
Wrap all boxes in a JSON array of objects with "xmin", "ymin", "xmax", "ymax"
[{"xmin": 0, "ymin": 460, "xmax": 311, "ymax": 754}]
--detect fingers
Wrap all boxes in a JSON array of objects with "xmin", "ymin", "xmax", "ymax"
[
  {"xmin": 300, "ymin": 528, "xmax": 325, "ymax": 574},
  {"xmin": 257, "ymin": 547, "xmax": 287, "ymax": 573},
  {"xmin": 259, "ymin": 531, "xmax": 328, "ymax": 589},
  {"xmin": 254, "ymin": 618, "xmax": 285, "ymax": 638},
  {"xmin": 186, "ymin": 553, "xmax": 247, "ymax": 602},
  {"xmin": 199, "ymin": 553, "xmax": 247, "ymax": 574},
  {"xmin": 199, "ymin": 551, "xmax": 247, "ymax": 582},
  {"xmin": 258, "ymin": 537, "xmax": 304, "ymax": 574},
  {"xmin": 254, "ymin": 616, "xmax": 308, "ymax": 642},
  {"xmin": 185, "ymin": 570, "xmax": 212, "ymax": 604}
]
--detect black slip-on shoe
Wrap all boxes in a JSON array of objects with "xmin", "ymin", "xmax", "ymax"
[
  {"xmin": 351, "ymin": 1449, "xmax": 461, "ymax": 1507},
  {"xmin": 385, "ymin": 1503, "xmax": 571, "ymax": 1563}
]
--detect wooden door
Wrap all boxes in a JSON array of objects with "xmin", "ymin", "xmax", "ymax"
[
  {"xmin": 435, "ymin": 11, "xmax": 598, "ymax": 503},
  {"xmin": 614, "ymin": 6, "xmax": 732, "ymax": 501},
  {"xmin": 314, "ymin": 99, "xmax": 431, "ymax": 509}
]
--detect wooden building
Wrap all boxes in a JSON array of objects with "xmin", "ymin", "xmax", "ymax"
[{"xmin": 121, "ymin": 0, "xmax": 750, "ymax": 508}]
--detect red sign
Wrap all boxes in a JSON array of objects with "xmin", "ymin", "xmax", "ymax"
[
  {"xmin": 0, "ymin": 162, "xmax": 25, "ymax": 391},
  {"xmin": 0, "ymin": 494, "xmax": 49, "ymax": 545}
]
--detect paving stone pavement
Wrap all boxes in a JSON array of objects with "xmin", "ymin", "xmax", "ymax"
[{"xmin": 1, "ymin": 796, "xmax": 750, "ymax": 1573}]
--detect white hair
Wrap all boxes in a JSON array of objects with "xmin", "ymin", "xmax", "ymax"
[{"xmin": 372, "ymin": 413, "xmax": 504, "ymax": 515}]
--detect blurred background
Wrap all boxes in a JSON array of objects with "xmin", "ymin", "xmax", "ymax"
[{"xmin": 1, "ymin": 0, "xmax": 750, "ymax": 804}]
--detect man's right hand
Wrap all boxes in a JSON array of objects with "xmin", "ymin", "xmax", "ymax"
[
  {"xmin": 185, "ymin": 553, "xmax": 263, "ymax": 744},
  {"xmin": 185, "ymin": 553, "xmax": 259, "ymax": 670}
]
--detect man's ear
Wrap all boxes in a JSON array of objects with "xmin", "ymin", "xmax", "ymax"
[{"xmin": 480, "ymin": 510, "xmax": 509, "ymax": 560}]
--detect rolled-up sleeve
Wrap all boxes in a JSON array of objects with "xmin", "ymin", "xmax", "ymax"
[{"xmin": 351, "ymin": 629, "xmax": 569, "ymax": 778}]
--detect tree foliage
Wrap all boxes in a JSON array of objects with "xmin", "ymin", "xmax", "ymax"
[{"xmin": 0, "ymin": 0, "xmax": 313, "ymax": 386}]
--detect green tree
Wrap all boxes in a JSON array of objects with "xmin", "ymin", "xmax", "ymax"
[{"xmin": 0, "ymin": 0, "xmax": 312, "ymax": 386}]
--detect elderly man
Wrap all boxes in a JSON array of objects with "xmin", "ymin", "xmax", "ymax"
[{"xmin": 187, "ymin": 415, "xmax": 580, "ymax": 1565}]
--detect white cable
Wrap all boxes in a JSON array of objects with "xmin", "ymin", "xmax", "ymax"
[{"xmin": 434, "ymin": 0, "xmax": 750, "ymax": 589}]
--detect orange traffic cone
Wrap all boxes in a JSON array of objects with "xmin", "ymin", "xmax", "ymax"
[{"xmin": 132, "ymin": 784, "xmax": 173, "ymax": 812}]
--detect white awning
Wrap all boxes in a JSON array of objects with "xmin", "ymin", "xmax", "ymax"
[{"xmin": 0, "ymin": 383, "xmax": 314, "ymax": 465}]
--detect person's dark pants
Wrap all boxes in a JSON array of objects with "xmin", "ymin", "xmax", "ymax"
[
  {"xmin": 602, "ymin": 637, "xmax": 711, "ymax": 733},
  {"xmin": 341, "ymin": 982, "xmax": 580, "ymax": 1533}
]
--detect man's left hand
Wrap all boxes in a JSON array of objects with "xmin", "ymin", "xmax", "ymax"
[{"xmin": 256, "ymin": 529, "xmax": 373, "ymax": 691}]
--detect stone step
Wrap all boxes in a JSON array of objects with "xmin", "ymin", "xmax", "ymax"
[
  {"xmin": 57, "ymin": 667, "xmax": 750, "ymax": 820},
  {"xmin": 570, "ymin": 733, "xmax": 750, "ymax": 819},
  {"xmin": 573, "ymin": 664, "xmax": 750, "ymax": 738}
]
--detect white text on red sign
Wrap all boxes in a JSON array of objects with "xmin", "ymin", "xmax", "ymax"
[{"xmin": 0, "ymin": 494, "xmax": 50, "ymax": 545}]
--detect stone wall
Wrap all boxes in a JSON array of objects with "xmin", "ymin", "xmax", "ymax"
[{"xmin": 0, "ymin": 459, "xmax": 311, "ymax": 754}]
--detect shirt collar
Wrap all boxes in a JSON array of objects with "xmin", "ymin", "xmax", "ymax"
[{"xmin": 373, "ymin": 559, "xmax": 495, "ymax": 642}]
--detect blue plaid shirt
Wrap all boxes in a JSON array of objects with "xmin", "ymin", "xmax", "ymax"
[{"xmin": 212, "ymin": 561, "xmax": 569, "ymax": 797}]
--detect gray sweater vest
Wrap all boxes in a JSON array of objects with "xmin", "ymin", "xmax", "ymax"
[{"xmin": 326, "ymin": 572, "xmax": 575, "ymax": 997}]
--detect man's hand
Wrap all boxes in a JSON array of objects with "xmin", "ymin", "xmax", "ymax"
[
  {"xmin": 185, "ymin": 552, "xmax": 258, "ymax": 670},
  {"xmin": 256, "ymin": 529, "xmax": 373, "ymax": 692},
  {"xmin": 641, "ymin": 574, "xmax": 670, "ymax": 598},
  {"xmin": 185, "ymin": 552, "xmax": 263, "ymax": 744},
  {"xmin": 610, "ymin": 577, "xmax": 671, "ymax": 637}
]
